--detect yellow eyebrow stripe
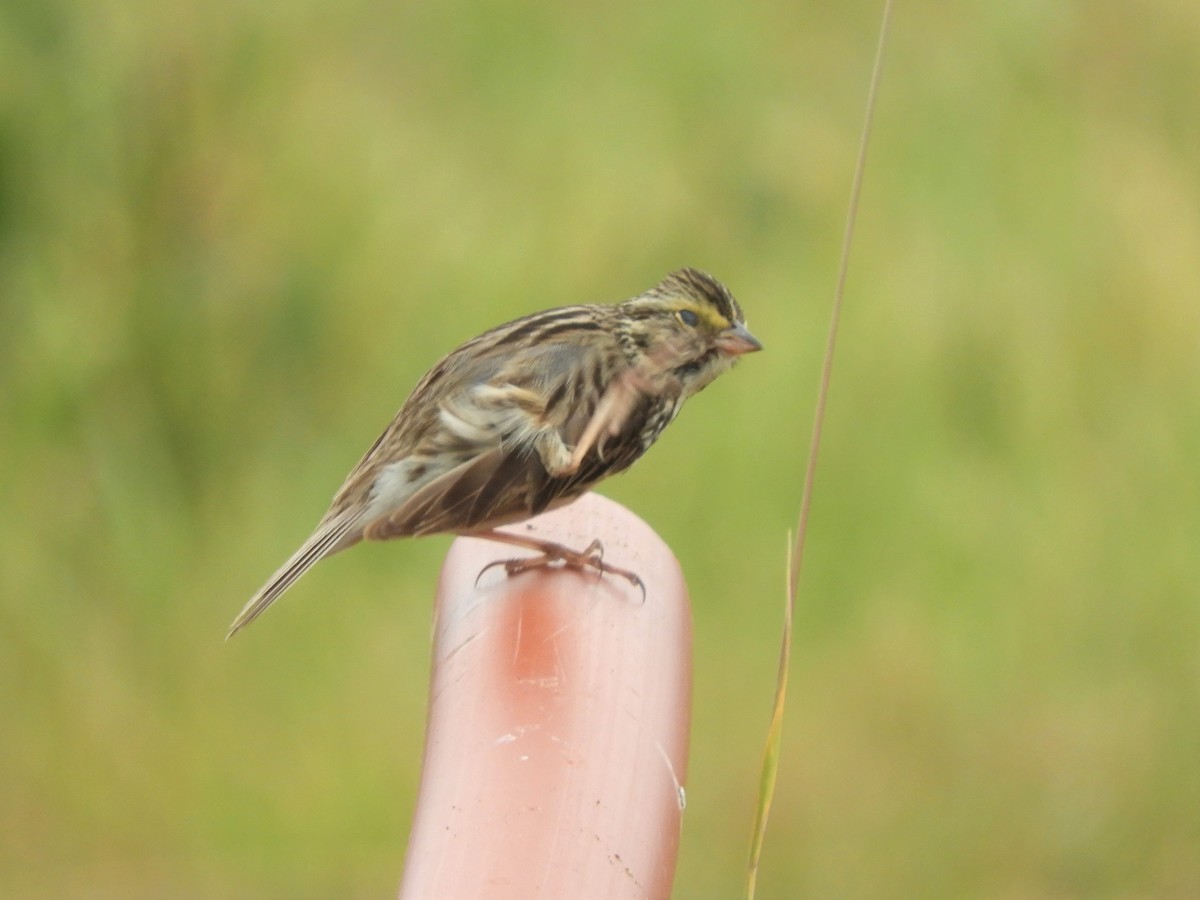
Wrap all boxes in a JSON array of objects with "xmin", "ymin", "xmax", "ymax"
[{"xmin": 674, "ymin": 302, "xmax": 730, "ymax": 330}]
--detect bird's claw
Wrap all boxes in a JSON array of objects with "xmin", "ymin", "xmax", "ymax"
[{"xmin": 474, "ymin": 538, "xmax": 645, "ymax": 600}]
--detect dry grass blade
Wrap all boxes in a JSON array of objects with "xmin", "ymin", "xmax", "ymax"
[
  {"xmin": 745, "ymin": 2, "xmax": 895, "ymax": 897},
  {"xmin": 745, "ymin": 535, "xmax": 795, "ymax": 900}
]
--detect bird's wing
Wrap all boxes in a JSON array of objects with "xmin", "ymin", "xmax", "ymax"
[
  {"xmin": 321, "ymin": 340, "xmax": 600, "ymax": 517},
  {"xmin": 349, "ymin": 334, "xmax": 676, "ymax": 540},
  {"xmin": 363, "ymin": 376, "xmax": 669, "ymax": 542}
]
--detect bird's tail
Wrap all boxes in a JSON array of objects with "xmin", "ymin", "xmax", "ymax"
[{"xmin": 227, "ymin": 512, "xmax": 363, "ymax": 639}]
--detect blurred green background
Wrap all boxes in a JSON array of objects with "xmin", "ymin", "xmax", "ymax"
[{"xmin": 2, "ymin": 0, "xmax": 1198, "ymax": 896}]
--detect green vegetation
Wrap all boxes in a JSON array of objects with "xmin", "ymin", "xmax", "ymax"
[{"xmin": 2, "ymin": 1, "xmax": 1197, "ymax": 896}]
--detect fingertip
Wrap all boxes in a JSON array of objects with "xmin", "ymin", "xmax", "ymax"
[{"xmin": 401, "ymin": 494, "xmax": 691, "ymax": 899}]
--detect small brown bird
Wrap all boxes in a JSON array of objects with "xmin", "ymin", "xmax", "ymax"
[{"xmin": 229, "ymin": 268, "xmax": 760, "ymax": 636}]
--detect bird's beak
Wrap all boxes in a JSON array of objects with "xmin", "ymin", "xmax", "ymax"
[{"xmin": 715, "ymin": 322, "xmax": 763, "ymax": 356}]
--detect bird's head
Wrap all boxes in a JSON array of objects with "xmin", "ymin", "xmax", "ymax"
[{"xmin": 618, "ymin": 268, "xmax": 762, "ymax": 398}]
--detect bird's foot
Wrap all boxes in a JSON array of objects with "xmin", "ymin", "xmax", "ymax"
[{"xmin": 473, "ymin": 532, "xmax": 645, "ymax": 599}]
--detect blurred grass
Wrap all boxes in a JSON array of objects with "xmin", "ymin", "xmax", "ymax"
[{"xmin": 2, "ymin": 0, "xmax": 1198, "ymax": 897}]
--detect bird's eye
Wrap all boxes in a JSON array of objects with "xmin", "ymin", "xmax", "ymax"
[{"xmin": 677, "ymin": 309, "xmax": 700, "ymax": 327}]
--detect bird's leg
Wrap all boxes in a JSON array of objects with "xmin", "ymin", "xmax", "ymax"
[
  {"xmin": 471, "ymin": 528, "xmax": 645, "ymax": 598},
  {"xmin": 565, "ymin": 370, "xmax": 644, "ymax": 471},
  {"xmin": 533, "ymin": 366, "xmax": 668, "ymax": 479},
  {"xmin": 532, "ymin": 428, "xmax": 580, "ymax": 477}
]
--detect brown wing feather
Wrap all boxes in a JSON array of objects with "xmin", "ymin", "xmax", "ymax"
[{"xmin": 364, "ymin": 447, "xmax": 546, "ymax": 539}]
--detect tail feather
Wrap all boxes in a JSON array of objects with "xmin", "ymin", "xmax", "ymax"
[{"xmin": 227, "ymin": 514, "xmax": 362, "ymax": 638}]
